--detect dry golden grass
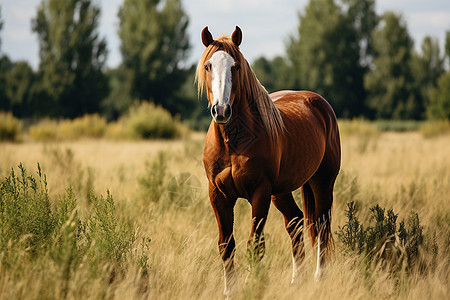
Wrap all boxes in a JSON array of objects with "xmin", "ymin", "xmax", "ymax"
[{"xmin": 0, "ymin": 130, "xmax": 448, "ymax": 299}]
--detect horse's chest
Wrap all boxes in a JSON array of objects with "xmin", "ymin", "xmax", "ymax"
[{"xmin": 209, "ymin": 156, "xmax": 268, "ymax": 199}]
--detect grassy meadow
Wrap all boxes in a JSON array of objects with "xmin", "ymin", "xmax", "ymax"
[{"xmin": 0, "ymin": 122, "xmax": 449, "ymax": 299}]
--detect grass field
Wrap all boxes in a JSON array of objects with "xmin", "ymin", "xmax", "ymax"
[{"xmin": 0, "ymin": 128, "xmax": 449, "ymax": 299}]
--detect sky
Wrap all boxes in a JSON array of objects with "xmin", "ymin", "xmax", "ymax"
[{"xmin": 1, "ymin": 0, "xmax": 450, "ymax": 70}]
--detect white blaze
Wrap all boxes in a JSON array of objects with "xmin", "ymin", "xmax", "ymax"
[{"xmin": 209, "ymin": 51, "xmax": 235, "ymax": 106}]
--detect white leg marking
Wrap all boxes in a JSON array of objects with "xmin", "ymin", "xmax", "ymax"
[
  {"xmin": 223, "ymin": 263, "xmax": 236, "ymax": 298},
  {"xmin": 291, "ymin": 255, "xmax": 297, "ymax": 284},
  {"xmin": 314, "ymin": 235, "xmax": 324, "ymax": 282}
]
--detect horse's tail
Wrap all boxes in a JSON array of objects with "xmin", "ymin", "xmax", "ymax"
[
  {"xmin": 302, "ymin": 181, "xmax": 333, "ymax": 252},
  {"xmin": 302, "ymin": 181, "xmax": 317, "ymax": 245}
]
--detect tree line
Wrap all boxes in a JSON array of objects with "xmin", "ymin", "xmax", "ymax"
[
  {"xmin": 253, "ymin": 0, "xmax": 450, "ymax": 120},
  {"xmin": 0, "ymin": 0, "xmax": 449, "ymax": 123}
]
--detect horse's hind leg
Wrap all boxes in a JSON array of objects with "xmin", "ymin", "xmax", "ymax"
[
  {"xmin": 308, "ymin": 169, "xmax": 338, "ymax": 281},
  {"xmin": 271, "ymin": 192, "xmax": 305, "ymax": 283}
]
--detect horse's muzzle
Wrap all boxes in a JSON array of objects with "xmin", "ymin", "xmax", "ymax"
[{"xmin": 211, "ymin": 103, "xmax": 232, "ymax": 124}]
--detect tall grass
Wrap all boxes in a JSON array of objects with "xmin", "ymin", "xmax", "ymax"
[{"xmin": 0, "ymin": 129, "xmax": 448, "ymax": 299}]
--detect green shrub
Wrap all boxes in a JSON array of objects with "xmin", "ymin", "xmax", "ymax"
[
  {"xmin": 125, "ymin": 101, "xmax": 184, "ymax": 139},
  {"xmin": 337, "ymin": 201, "xmax": 427, "ymax": 270},
  {"xmin": 0, "ymin": 111, "xmax": 22, "ymax": 141},
  {"xmin": 0, "ymin": 163, "xmax": 55, "ymax": 253},
  {"xmin": 86, "ymin": 191, "xmax": 134, "ymax": 266},
  {"xmin": 0, "ymin": 163, "xmax": 136, "ymax": 276}
]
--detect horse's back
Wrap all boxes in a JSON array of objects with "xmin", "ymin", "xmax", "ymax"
[{"xmin": 269, "ymin": 90, "xmax": 341, "ymax": 193}]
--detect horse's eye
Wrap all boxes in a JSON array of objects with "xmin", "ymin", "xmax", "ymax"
[
  {"xmin": 204, "ymin": 65, "xmax": 209, "ymax": 71},
  {"xmin": 236, "ymin": 65, "xmax": 241, "ymax": 71}
]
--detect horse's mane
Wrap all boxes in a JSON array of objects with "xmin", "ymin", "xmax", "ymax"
[{"xmin": 196, "ymin": 35, "xmax": 284, "ymax": 141}]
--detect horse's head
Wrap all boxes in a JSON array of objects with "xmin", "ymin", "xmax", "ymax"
[{"xmin": 196, "ymin": 26, "xmax": 244, "ymax": 125}]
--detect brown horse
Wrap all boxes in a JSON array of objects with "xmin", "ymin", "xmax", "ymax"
[{"xmin": 197, "ymin": 26, "xmax": 341, "ymax": 296}]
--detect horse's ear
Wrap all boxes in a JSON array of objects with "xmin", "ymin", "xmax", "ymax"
[
  {"xmin": 231, "ymin": 26, "xmax": 242, "ymax": 47},
  {"xmin": 202, "ymin": 26, "xmax": 214, "ymax": 47}
]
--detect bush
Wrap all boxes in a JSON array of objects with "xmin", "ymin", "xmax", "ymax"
[
  {"xmin": 29, "ymin": 119, "xmax": 59, "ymax": 141},
  {"xmin": 29, "ymin": 114, "xmax": 107, "ymax": 141},
  {"xmin": 0, "ymin": 163, "xmax": 55, "ymax": 253},
  {"xmin": 337, "ymin": 201, "xmax": 428, "ymax": 271},
  {"xmin": 0, "ymin": 163, "xmax": 136, "ymax": 276},
  {"xmin": 58, "ymin": 114, "xmax": 107, "ymax": 140},
  {"xmin": 125, "ymin": 101, "xmax": 184, "ymax": 139},
  {"xmin": 0, "ymin": 111, "xmax": 22, "ymax": 141}
]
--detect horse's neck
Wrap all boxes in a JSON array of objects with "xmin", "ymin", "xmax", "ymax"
[{"xmin": 214, "ymin": 93, "xmax": 263, "ymax": 150}]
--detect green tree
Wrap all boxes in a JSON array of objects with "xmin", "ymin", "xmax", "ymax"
[
  {"xmin": 118, "ymin": 0, "xmax": 190, "ymax": 115},
  {"xmin": 427, "ymin": 72, "xmax": 450, "ymax": 119},
  {"xmin": 427, "ymin": 31, "xmax": 450, "ymax": 120},
  {"xmin": 287, "ymin": 0, "xmax": 365, "ymax": 118},
  {"xmin": 101, "ymin": 66, "xmax": 133, "ymax": 120},
  {"xmin": 411, "ymin": 36, "xmax": 445, "ymax": 116},
  {"xmin": 252, "ymin": 56, "xmax": 292, "ymax": 93},
  {"xmin": 365, "ymin": 12, "xmax": 419, "ymax": 119},
  {"xmin": 32, "ymin": 0, "xmax": 109, "ymax": 118},
  {"xmin": 342, "ymin": 0, "xmax": 378, "ymax": 68},
  {"xmin": 4, "ymin": 61, "xmax": 36, "ymax": 118}
]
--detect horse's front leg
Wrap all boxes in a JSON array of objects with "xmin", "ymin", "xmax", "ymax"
[
  {"xmin": 209, "ymin": 183, "xmax": 237, "ymax": 297},
  {"xmin": 247, "ymin": 186, "xmax": 271, "ymax": 263}
]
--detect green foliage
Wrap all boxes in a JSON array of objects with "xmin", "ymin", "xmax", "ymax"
[
  {"xmin": 252, "ymin": 56, "xmax": 292, "ymax": 93},
  {"xmin": 287, "ymin": 0, "xmax": 368, "ymax": 118},
  {"xmin": 337, "ymin": 201, "xmax": 365, "ymax": 253},
  {"xmin": 125, "ymin": 101, "xmax": 184, "ymax": 139},
  {"xmin": 32, "ymin": 0, "xmax": 109, "ymax": 118},
  {"xmin": 101, "ymin": 66, "xmax": 133, "ymax": 121},
  {"xmin": 0, "ymin": 111, "xmax": 22, "ymax": 141},
  {"xmin": 3, "ymin": 61, "xmax": 36, "ymax": 118},
  {"xmin": 0, "ymin": 163, "xmax": 136, "ymax": 280},
  {"xmin": 365, "ymin": 12, "xmax": 419, "ymax": 119},
  {"xmin": 118, "ymin": 0, "xmax": 191, "ymax": 115},
  {"xmin": 337, "ymin": 201, "xmax": 427, "ymax": 271},
  {"xmin": 411, "ymin": 36, "xmax": 445, "ymax": 115},
  {"xmin": 0, "ymin": 163, "xmax": 55, "ymax": 253},
  {"xmin": 427, "ymin": 72, "xmax": 450, "ymax": 120},
  {"xmin": 86, "ymin": 191, "xmax": 134, "ymax": 265}
]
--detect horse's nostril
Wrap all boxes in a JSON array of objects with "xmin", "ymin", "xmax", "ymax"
[
  {"xmin": 211, "ymin": 105, "xmax": 217, "ymax": 116},
  {"xmin": 224, "ymin": 104, "xmax": 231, "ymax": 119}
]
